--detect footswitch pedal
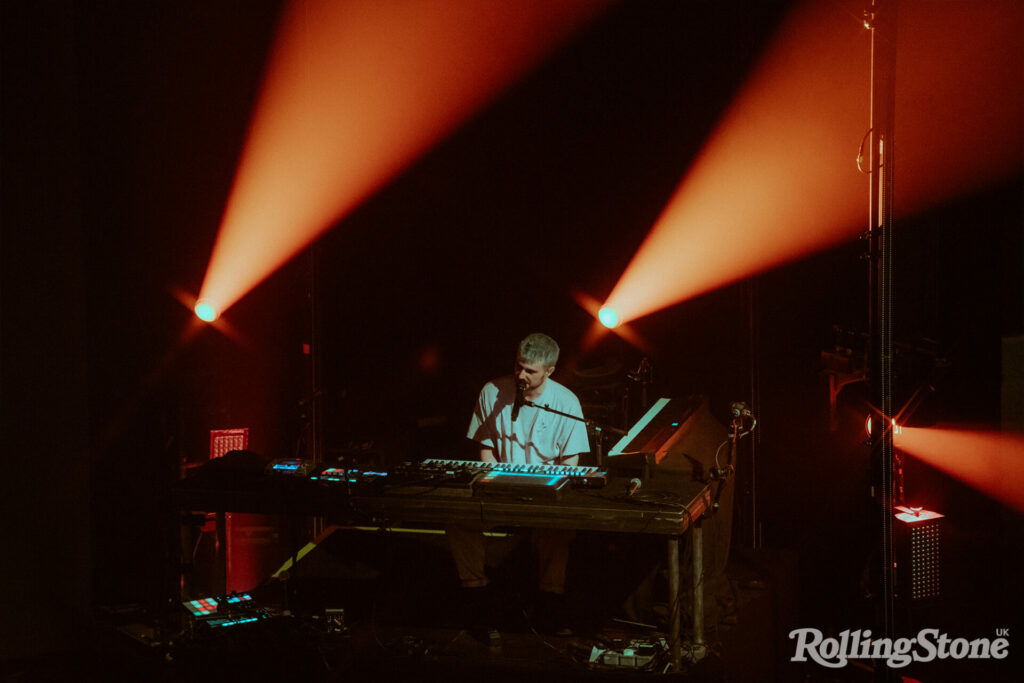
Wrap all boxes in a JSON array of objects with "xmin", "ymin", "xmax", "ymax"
[{"xmin": 588, "ymin": 638, "xmax": 668, "ymax": 669}]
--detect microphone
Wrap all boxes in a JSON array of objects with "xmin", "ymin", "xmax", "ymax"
[
  {"xmin": 626, "ymin": 477, "xmax": 642, "ymax": 497},
  {"xmin": 710, "ymin": 464, "xmax": 734, "ymax": 481},
  {"xmin": 730, "ymin": 401, "xmax": 753, "ymax": 419},
  {"xmin": 512, "ymin": 383, "xmax": 525, "ymax": 422}
]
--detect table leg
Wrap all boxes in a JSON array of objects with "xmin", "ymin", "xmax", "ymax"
[
  {"xmin": 692, "ymin": 521, "xmax": 704, "ymax": 647},
  {"xmin": 215, "ymin": 510, "xmax": 227, "ymax": 596},
  {"xmin": 669, "ymin": 521, "xmax": 707, "ymax": 672},
  {"xmin": 668, "ymin": 535, "xmax": 681, "ymax": 670}
]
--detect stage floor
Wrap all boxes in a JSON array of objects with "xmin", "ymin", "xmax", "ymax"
[
  {"xmin": 8, "ymin": 531, "xmax": 1013, "ymax": 682},
  {"xmin": 4, "ymin": 544, "xmax": 860, "ymax": 683}
]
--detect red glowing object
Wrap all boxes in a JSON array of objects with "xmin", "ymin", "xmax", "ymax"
[{"xmin": 209, "ymin": 428, "xmax": 249, "ymax": 460}]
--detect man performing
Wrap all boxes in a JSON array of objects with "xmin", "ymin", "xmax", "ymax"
[{"xmin": 447, "ymin": 332, "xmax": 591, "ymax": 634}]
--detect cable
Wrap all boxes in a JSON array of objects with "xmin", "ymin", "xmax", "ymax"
[
  {"xmin": 712, "ymin": 437, "xmax": 730, "ymax": 473},
  {"xmin": 856, "ymin": 128, "xmax": 874, "ymax": 173}
]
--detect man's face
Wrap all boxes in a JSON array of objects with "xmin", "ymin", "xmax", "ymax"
[{"xmin": 514, "ymin": 355, "xmax": 554, "ymax": 394}]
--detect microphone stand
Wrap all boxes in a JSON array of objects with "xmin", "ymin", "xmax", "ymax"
[
  {"xmin": 705, "ymin": 402, "xmax": 756, "ymax": 519},
  {"xmin": 523, "ymin": 400, "xmax": 626, "ymax": 467}
]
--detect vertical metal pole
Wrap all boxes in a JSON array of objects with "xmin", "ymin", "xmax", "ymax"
[
  {"xmin": 300, "ymin": 1, "xmax": 325, "ymax": 541},
  {"xmin": 692, "ymin": 523, "xmax": 705, "ymax": 648},
  {"xmin": 745, "ymin": 281, "xmax": 761, "ymax": 548},
  {"xmin": 668, "ymin": 535, "xmax": 681, "ymax": 670},
  {"xmin": 215, "ymin": 510, "xmax": 228, "ymax": 596},
  {"xmin": 310, "ymin": 241, "xmax": 325, "ymax": 539},
  {"xmin": 310, "ymin": 241, "xmax": 323, "ymax": 467},
  {"xmin": 866, "ymin": 0, "xmax": 898, "ymax": 674}
]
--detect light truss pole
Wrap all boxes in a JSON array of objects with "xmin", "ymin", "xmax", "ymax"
[{"xmin": 864, "ymin": 0, "xmax": 898, "ymax": 675}]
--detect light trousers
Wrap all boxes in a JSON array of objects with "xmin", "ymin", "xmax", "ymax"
[{"xmin": 446, "ymin": 524, "xmax": 575, "ymax": 594}]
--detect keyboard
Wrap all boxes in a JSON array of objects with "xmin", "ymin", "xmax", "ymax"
[{"xmin": 419, "ymin": 459, "xmax": 607, "ymax": 488}]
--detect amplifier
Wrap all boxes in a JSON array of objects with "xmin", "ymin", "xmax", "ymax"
[{"xmin": 895, "ymin": 506, "xmax": 943, "ymax": 601}]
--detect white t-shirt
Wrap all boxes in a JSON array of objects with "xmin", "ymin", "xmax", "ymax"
[{"xmin": 467, "ymin": 375, "xmax": 591, "ymax": 465}]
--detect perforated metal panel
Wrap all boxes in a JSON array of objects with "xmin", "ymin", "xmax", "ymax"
[{"xmin": 895, "ymin": 506, "xmax": 943, "ymax": 601}]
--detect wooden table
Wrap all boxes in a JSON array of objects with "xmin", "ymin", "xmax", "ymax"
[{"xmin": 176, "ymin": 471, "xmax": 711, "ymax": 671}]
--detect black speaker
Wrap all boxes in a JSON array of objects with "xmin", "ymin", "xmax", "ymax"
[{"xmin": 655, "ymin": 398, "xmax": 733, "ymax": 583}]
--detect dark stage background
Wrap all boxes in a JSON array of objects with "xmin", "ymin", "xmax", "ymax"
[{"xmin": 2, "ymin": 0, "xmax": 1021, "ymax": 674}]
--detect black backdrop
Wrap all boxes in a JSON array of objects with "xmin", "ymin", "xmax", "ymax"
[{"xmin": 2, "ymin": 0, "xmax": 1021, "ymax": 664}]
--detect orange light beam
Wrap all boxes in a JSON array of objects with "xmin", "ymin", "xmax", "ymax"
[
  {"xmin": 197, "ymin": 0, "xmax": 610, "ymax": 316},
  {"xmin": 602, "ymin": 0, "xmax": 1022, "ymax": 325},
  {"xmin": 898, "ymin": 426, "xmax": 1024, "ymax": 514}
]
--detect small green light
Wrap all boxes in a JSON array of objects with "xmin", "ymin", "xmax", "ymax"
[
  {"xmin": 598, "ymin": 307, "xmax": 619, "ymax": 329},
  {"xmin": 195, "ymin": 300, "xmax": 219, "ymax": 322}
]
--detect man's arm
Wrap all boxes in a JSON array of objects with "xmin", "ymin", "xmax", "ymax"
[
  {"xmin": 558, "ymin": 453, "xmax": 580, "ymax": 467},
  {"xmin": 480, "ymin": 446, "xmax": 497, "ymax": 463}
]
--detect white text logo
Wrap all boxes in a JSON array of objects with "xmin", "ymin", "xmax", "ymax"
[{"xmin": 789, "ymin": 628, "xmax": 1009, "ymax": 669}]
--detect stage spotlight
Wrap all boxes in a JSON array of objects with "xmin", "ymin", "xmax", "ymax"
[
  {"xmin": 866, "ymin": 415, "xmax": 902, "ymax": 437},
  {"xmin": 598, "ymin": 307, "xmax": 619, "ymax": 329},
  {"xmin": 572, "ymin": 290, "xmax": 652, "ymax": 352},
  {"xmin": 600, "ymin": 0, "xmax": 1022, "ymax": 327},
  {"xmin": 196, "ymin": 0, "xmax": 609, "ymax": 317},
  {"xmin": 899, "ymin": 426, "xmax": 1024, "ymax": 514},
  {"xmin": 194, "ymin": 300, "xmax": 219, "ymax": 323}
]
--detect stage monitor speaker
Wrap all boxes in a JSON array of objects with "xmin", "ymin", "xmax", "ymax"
[
  {"xmin": 607, "ymin": 396, "xmax": 734, "ymax": 582},
  {"xmin": 653, "ymin": 397, "xmax": 729, "ymax": 482},
  {"xmin": 656, "ymin": 398, "xmax": 732, "ymax": 586}
]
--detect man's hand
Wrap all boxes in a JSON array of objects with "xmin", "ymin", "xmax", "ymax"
[
  {"xmin": 480, "ymin": 447, "xmax": 497, "ymax": 463},
  {"xmin": 560, "ymin": 453, "xmax": 580, "ymax": 467}
]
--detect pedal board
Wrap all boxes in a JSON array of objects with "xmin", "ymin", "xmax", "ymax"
[{"xmin": 588, "ymin": 637, "xmax": 669, "ymax": 670}]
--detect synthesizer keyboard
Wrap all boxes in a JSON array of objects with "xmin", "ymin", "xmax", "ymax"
[
  {"xmin": 419, "ymin": 459, "xmax": 608, "ymax": 489},
  {"xmin": 262, "ymin": 458, "xmax": 608, "ymax": 501}
]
